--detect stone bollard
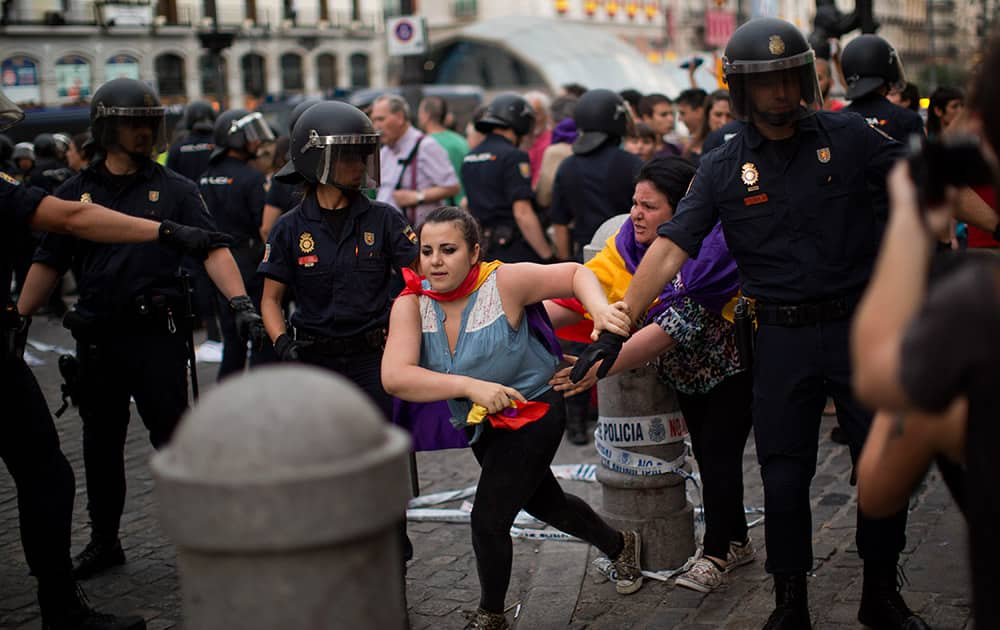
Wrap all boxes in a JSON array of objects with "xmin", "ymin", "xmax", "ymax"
[
  {"xmin": 586, "ymin": 215, "xmax": 696, "ymax": 571},
  {"xmin": 151, "ymin": 365, "xmax": 412, "ymax": 629}
]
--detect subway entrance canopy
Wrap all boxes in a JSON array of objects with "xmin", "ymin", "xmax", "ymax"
[{"xmin": 425, "ymin": 16, "xmax": 683, "ymax": 97}]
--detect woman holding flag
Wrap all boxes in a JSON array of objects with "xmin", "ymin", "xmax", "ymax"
[
  {"xmin": 546, "ymin": 156, "xmax": 754, "ymax": 594},
  {"xmin": 381, "ymin": 206, "xmax": 642, "ymax": 629}
]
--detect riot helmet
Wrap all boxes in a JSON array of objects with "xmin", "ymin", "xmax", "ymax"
[
  {"xmin": 12, "ymin": 141, "xmax": 34, "ymax": 165},
  {"xmin": 276, "ymin": 101, "xmax": 379, "ymax": 191},
  {"xmin": 182, "ymin": 100, "xmax": 217, "ymax": 134},
  {"xmin": 722, "ymin": 18, "xmax": 823, "ymax": 126},
  {"xmin": 841, "ymin": 34, "xmax": 907, "ymax": 101},
  {"xmin": 0, "ymin": 88, "xmax": 24, "ymax": 132},
  {"xmin": 33, "ymin": 133, "xmax": 58, "ymax": 159},
  {"xmin": 572, "ymin": 89, "xmax": 635, "ymax": 155},
  {"xmin": 287, "ymin": 98, "xmax": 322, "ymax": 136},
  {"xmin": 90, "ymin": 78, "xmax": 167, "ymax": 159},
  {"xmin": 475, "ymin": 93, "xmax": 535, "ymax": 137},
  {"xmin": 209, "ymin": 108, "xmax": 276, "ymax": 163}
]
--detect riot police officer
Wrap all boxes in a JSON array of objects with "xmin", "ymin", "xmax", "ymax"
[
  {"xmin": 577, "ymin": 18, "xmax": 928, "ymax": 630},
  {"xmin": 165, "ymin": 100, "xmax": 216, "ymax": 183},
  {"xmin": 29, "ymin": 132, "xmax": 73, "ymax": 193},
  {"xmin": 16, "ymin": 78, "xmax": 263, "ymax": 582},
  {"xmin": 1, "ymin": 86, "xmax": 229, "ymax": 629},
  {"xmin": 461, "ymin": 92, "xmax": 555, "ymax": 263},
  {"xmin": 550, "ymin": 88, "xmax": 643, "ymax": 262},
  {"xmin": 842, "ymin": 34, "xmax": 924, "ymax": 143},
  {"xmin": 200, "ymin": 107, "xmax": 278, "ymax": 379}
]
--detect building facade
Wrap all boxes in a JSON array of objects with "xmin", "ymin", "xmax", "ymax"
[{"xmin": 0, "ymin": 0, "xmax": 389, "ymax": 108}]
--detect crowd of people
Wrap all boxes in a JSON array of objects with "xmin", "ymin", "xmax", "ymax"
[{"xmin": 2, "ymin": 14, "xmax": 1000, "ymax": 630}]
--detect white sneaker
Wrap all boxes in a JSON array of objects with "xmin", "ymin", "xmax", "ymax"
[
  {"xmin": 726, "ymin": 536, "xmax": 756, "ymax": 571},
  {"xmin": 675, "ymin": 557, "xmax": 726, "ymax": 593},
  {"xmin": 195, "ymin": 340, "xmax": 223, "ymax": 363}
]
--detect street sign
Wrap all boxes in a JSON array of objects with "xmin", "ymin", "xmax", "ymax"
[{"xmin": 387, "ymin": 16, "xmax": 428, "ymax": 57}]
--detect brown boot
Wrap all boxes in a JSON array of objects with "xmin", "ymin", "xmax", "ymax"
[
  {"xmin": 611, "ymin": 530, "xmax": 643, "ymax": 594},
  {"xmin": 463, "ymin": 608, "xmax": 509, "ymax": 630}
]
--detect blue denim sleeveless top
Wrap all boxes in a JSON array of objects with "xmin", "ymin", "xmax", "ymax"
[{"xmin": 418, "ymin": 271, "xmax": 558, "ymax": 430}]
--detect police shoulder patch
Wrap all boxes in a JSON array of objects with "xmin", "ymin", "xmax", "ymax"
[
  {"xmin": 263, "ymin": 242, "xmax": 271, "ymax": 263},
  {"xmin": 403, "ymin": 225, "xmax": 418, "ymax": 244},
  {"xmin": 518, "ymin": 162, "xmax": 531, "ymax": 179},
  {"xmin": 0, "ymin": 171, "xmax": 18, "ymax": 186}
]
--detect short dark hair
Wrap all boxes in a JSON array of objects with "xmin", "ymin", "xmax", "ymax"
[
  {"xmin": 631, "ymin": 122, "xmax": 658, "ymax": 143},
  {"xmin": 619, "ymin": 89, "xmax": 643, "ymax": 111},
  {"xmin": 927, "ymin": 86, "xmax": 964, "ymax": 136},
  {"xmin": 635, "ymin": 156, "xmax": 696, "ymax": 210},
  {"xmin": 562, "ymin": 83, "xmax": 588, "ymax": 98},
  {"xmin": 419, "ymin": 206, "xmax": 482, "ymax": 252},
  {"xmin": 676, "ymin": 88, "xmax": 708, "ymax": 109},
  {"xmin": 550, "ymin": 95, "xmax": 578, "ymax": 123},
  {"xmin": 898, "ymin": 82, "xmax": 920, "ymax": 112},
  {"xmin": 637, "ymin": 93, "xmax": 671, "ymax": 119},
  {"xmin": 419, "ymin": 96, "xmax": 448, "ymax": 126}
]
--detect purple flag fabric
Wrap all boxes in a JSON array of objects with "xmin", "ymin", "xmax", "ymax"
[{"xmin": 615, "ymin": 219, "xmax": 738, "ymax": 321}]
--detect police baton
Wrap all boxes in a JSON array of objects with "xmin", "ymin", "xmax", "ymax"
[{"xmin": 178, "ymin": 271, "xmax": 200, "ymax": 401}]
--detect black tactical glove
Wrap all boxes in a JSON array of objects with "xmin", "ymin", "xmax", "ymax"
[
  {"xmin": 158, "ymin": 220, "xmax": 233, "ymax": 259},
  {"xmin": 273, "ymin": 333, "xmax": 311, "ymax": 362},
  {"xmin": 229, "ymin": 295, "xmax": 267, "ymax": 351},
  {"xmin": 570, "ymin": 331, "xmax": 627, "ymax": 382}
]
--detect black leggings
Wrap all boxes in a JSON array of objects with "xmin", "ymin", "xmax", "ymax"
[
  {"xmin": 676, "ymin": 370, "xmax": 754, "ymax": 560},
  {"xmin": 469, "ymin": 389, "xmax": 622, "ymax": 613}
]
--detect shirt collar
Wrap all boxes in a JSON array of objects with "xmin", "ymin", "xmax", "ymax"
[
  {"xmin": 87, "ymin": 154, "xmax": 157, "ymax": 183},
  {"xmin": 386, "ymin": 125, "xmax": 422, "ymax": 155},
  {"xmin": 301, "ymin": 190, "xmax": 370, "ymax": 225},
  {"xmin": 744, "ymin": 109, "xmax": 818, "ymax": 149}
]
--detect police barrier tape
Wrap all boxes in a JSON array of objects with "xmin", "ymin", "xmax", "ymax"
[{"xmin": 595, "ymin": 412, "xmax": 688, "ymax": 448}]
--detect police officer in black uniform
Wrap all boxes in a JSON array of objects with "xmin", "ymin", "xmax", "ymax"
[
  {"xmin": 576, "ymin": 18, "xmax": 928, "ymax": 630},
  {"xmin": 462, "ymin": 93, "xmax": 555, "ymax": 263},
  {"xmin": 550, "ymin": 88, "xmax": 643, "ymax": 262},
  {"xmin": 200, "ymin": 107, "xmax": 277, "ymax": 379},
  {"xmin": 29, "ymin": 133, "xmax": 74, "ymax": 193},
  {"xmin": 16, "ymin": 78, "xmax": 264, "ymax": 582},
  {"xmin": 1, "ymin": 87, "xmax": 230, "ymax": 629},
  {"xmin": 261, "ymin": 98, "xmax": 319, "ymax": 240},
  {"xmin": 842, "ymin": 35, "xmax": 924, "ymax": 143},
  {"xmin": 165, "ymin": 100, "xmax": 217, "ymax": 183}
]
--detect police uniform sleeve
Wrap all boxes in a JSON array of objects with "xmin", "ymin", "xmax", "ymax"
[
  {"xmin": 656, "ymin": 159, "xmax": 719, "ymax": 258},
  {"xmin": 384, "ymin": 205, "xmax": 419, "ymax": 268},
  {"xmin": 0, "ymin": 174, "xmax": 47, "ymax": 229},
  {"xmin": 257, "ymin": 214, "xmax": 294, "ymax": 284},
  {"xmin": 502, "ymin": 148, "xmax": 534, "ymax": 205},
  {"xmin": 899, "ymin": 261, "xmax": 998, "ymax": 412},
  {"xmin": 32, "ymin": 177, "xmax": 81, "ymax": 273},
  {"xmin": 176, "ymin": 180, "xmax": 220, "ymax": 231}
]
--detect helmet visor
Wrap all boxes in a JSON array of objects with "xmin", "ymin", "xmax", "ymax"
[
  {"xmin": 887, "ymin": 50, "xmax": 908, "ymax": 95},
  {"xmin": 0, "ymin": 90, "xmax": 24, "ymax": 132},
  {"xmin": 730, "ymin": 64, "xmax": 823, "ymax": 122},
  {"xmin": 230, "ymin": 112, "xmax": 276, "ymax": 144},
  {"xmin": 301, "ymin": 130, "xmax": 380, "ymax": 190},
  {"xmin": 723, "ymin": 49, "xmax": 815, "ymax": 76}
]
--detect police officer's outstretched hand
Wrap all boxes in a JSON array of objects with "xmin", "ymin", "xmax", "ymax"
[
  {"xmin": 273, "ymin": 333, "xmax": 311, "ymax": 362},
  {"xmin": 158, "ymin": 219, "xmax": 234, "ymax": 259},
  {"xmin": 229, "ymin": 295, "xmax": 267, "ymax": 351},
  {"xmin": 570, "ymin": 332, "xmax": 627, "ymax": 383}
]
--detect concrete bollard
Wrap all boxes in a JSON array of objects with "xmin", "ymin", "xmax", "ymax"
[
  {"xmin": 586, "ymin": 215, "xmax": 696, "ymax": 571},
  {"xmin": 151, "ymin": 365, "xmax": 412, "ymax": 629}
]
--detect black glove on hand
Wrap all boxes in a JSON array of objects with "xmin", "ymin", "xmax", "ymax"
[
  {"xmin": 158, "ymin": 220, "xmax": 233, "ymax": 259},
  {"xmin": 229, "ymin": 295, "xmax": 266, "ymax": 351},
  {"xmin": 570, "ymin": 332, "xmax": 627, "ymax": 382},
  {"xmin": 273, "ymin": 333, "xmax": 311, "ymax": 362}
]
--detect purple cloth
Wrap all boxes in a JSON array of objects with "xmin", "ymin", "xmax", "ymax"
[
  {"xmin": 614, "ymin": 219, "xmax": 738, "ymax": 322},
  {"xmin": 551, "ymin": 119, "xmax": 578, "ymax": 145}
]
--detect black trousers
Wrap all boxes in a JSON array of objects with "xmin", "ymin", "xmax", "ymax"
[
  {"xmin": 469, "ymin": 388, "xmax": 622, "ymax": 613},
  {"xmin": 217, "ymin": 246, "xmax": 277, "ymax": 381},
  {"xmin": 75, "ymin": 329, "xmax": 189, "ymax": 540},
  {"xmin": 753, "ymin": 318, "xmax": 907, "ymax": 574},
  {"xmin": 1, "ymin": 357, "xmax": 76, "ymax": 588},
  {"xmin": 299, "ymin": 348, "xmax": 392, "ymax": 419},
  {"xmin": 676, "ymin": 370, "xmax": 754, "ymax": 561}
]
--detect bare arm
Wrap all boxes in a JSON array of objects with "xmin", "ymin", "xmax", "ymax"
[
  {"xmin": 553, "ymin": 224, "xmax": 572, "ymax": 261},
  {"xmin": 953, "ymin": 186, "xmax": 999, "ymax": 233},
  {"xmin": 551, "ymin": 323, "xmax": 677, "ymax": 395},
  {"xmin": 30, "ymin": 197, "xmax": 161, "ymax": 243},
  {"xmin": 203, "ymin": 248, "xmax": 249, "ymax": 300},
  {"xmin": 617, "ymin": 236, "xmax": 690, "ymax": 330},
  {"xmin": 260, "ymin": 204, "xmax": 283, "ymax": 242},
  {"xmin": 260, "ymin": 278, "xmax": 287, "ymax": 342},
  {"xmin": 393, "ymin": 184, "xmax": 461, "ymax": 209},
  {"xmin": 513, "ymin": 199, "xmax": 554, "ymax": 260},
  {"xmin": 543, "ymin": 300, "xmax": 584, "ymax": 329},
  {"xmin": 16, "ymin": 264, "xmax": 62, "ymax": 316}
]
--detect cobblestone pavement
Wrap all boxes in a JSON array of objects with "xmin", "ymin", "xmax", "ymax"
[{"xmin": 1, "ymin": 315, "xmax": 972, "ymax": 629}]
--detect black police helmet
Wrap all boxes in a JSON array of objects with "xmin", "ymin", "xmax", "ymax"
[
  {"xmin": 89, "ymin": 78, "xmax": 167, "ymax": 155},
  {"xmin": 722, "ymin": 18, "xmax": 822, "ymax": 121},
  {"xmin": 276, "ymin": 100, "xmax": 379, "ymax": 191},
  {"xmin": 572, "ymin": 89, "xmax": 634, "ymax": 155},
  {"xmin": 0, "ymin": 88, "xmax": 24, "ymax": 132},
  {"xmin": 475, "ymin": 93, "xmax": 535, "ymax": 136},
  {"xmin": 209, "ymin": 108, "xmax": 276, "ymax": 163},
  {"xmin": 33, "ymin": 133, "xmax": 57, "ymax": 159},
  {"xmin": 287, "ymin": 98, "xmax": 323, "ymax": 136},
  {"xmin": 183, "ymin": 100, "xmax": 217, "ymax": 134},
  {"xmin": 841, "ymin": 34, "xmax": 906, "ymax": 101}
]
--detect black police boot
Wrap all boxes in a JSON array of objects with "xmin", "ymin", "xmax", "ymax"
[
  {"xmin": 72, "ymin": 537, "xmax": 125, "ymax": 581},
  {"xmin": 565, "ymin": 394, "xmax": 590, "ymax": 446},
  {"xmin": 39, "ymin": 581, "xmax": 146, "ymax": 630},
  {"xmin": 762, "ymin": 573, "xmax": 811, "ymax": 630},
  {"xmin": 857, "ymin": 564, "xmax": 931, "ymax": 629}
]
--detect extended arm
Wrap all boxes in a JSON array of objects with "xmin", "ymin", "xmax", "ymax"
[
  {"xmin": 619, "ymin": 236, "xmax": 690, "ymax": 329},
  {"xmin": 203, "ymin": 247, "xmax": 249, "ymax": 300}
]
